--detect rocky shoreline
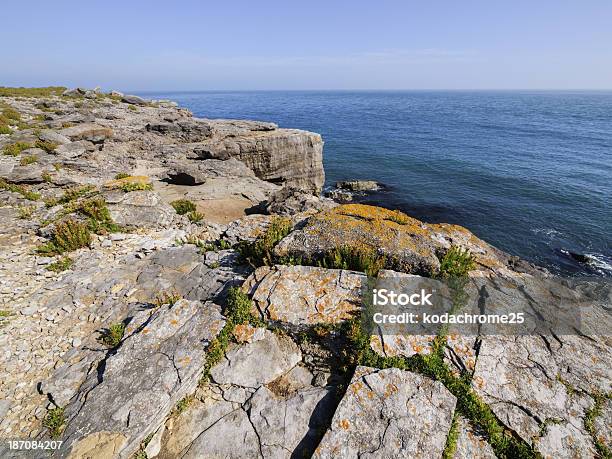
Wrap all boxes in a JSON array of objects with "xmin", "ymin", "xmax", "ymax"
[{"xmin": 0, "ymin": 87, "xmax": 610, "ymax": 459}]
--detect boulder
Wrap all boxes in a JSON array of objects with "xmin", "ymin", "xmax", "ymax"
[
  {"xmin": 335, "ymin": 180, "xmax": 380, "ymax": 192},
  {"xmin": 260, "ymin": 186, "xmax": 337, "ymax": 216},
  {"xmin": 274, "ymin": 204, "xmax": 512, "ymax": 276},
  {"xmin": 314, "ymin": 366, "xmax": 456, "ymax": 458},
  {"xmin": 246, "ymin": 265, "xmax": 365, "ymax": 330},
  {"xmin": 122, "ymin": 94, "xmax": 148, "ymax": 105},
  {"xmin": 210, "ymin": 328, "xmax": 301, "ymax": 388},
  {"xmin": 54, "ymin": 140, "xmax": 95, "ymax": 158},
  {"xmin": 60, "ymin": 123, "xmax": 113, "ymax": 143},
  {"xmin": 38, "ymin": 129, "xmax": 71, "ymax": 145}
]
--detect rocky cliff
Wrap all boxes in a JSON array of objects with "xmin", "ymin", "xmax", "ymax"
[{"xmin": 0, "ymin": 88, "xmax": 609, "ymax": 459}]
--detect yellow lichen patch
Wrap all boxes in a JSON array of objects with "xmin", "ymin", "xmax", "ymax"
[
  {"xmin": 339, "ymin": 419, "xmax": 350, "ymax": 430},
  {"xmin": 104, "ymin": 175, "xmax": 151, "ymax": 189}
]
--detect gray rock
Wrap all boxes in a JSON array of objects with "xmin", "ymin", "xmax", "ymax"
[
  {"xmin": 122, "ymin": 94, "xmax": 148, "ymax": 105},
  {"xmin": 38, "ymin": 130, "xmax": 71, "ymax": 145},
  {"xmin": 60, "ymin": 123, "xmax": 113, "ymax": 143},
  {"xmin": 314, "ymin": 366, "xmax": 456, "ymax": 458},
  {"xmin": 335, "ymin": 180, "xmax": 380, "ymax": 191},
  {"xmin": 261, "ymin": 186, "xmax": 337, "ymax": 216},
  {"xmin": 0, "ymin": 399, "xmax": 11, "ymax": 420},
  {"xmin": 54, "ymin": 140, "xmax": 95, "ymax": 159},
  {"xmin": 107, "ymin": 191, "xmax": 176, "ymax": 229},
  {"xmin": 210, "ymin": 328, "xmax": 301, "ymax": 388},
  {"xmin": 247, "ymin": 265, "xmax": 365, "ymax": 330},
  {"xmin": 58, "ymin": 300, "xmax": 226, "ymax": 459},
  {"xmin": 453, "ymin": 415, "xmax": 496, "ymax": 458}
]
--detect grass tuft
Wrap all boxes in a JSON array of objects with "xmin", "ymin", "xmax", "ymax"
[
  {"xmin": 121, "ymin": 182, "xmax": 153, "ymax": 192},
  {"xmin": 37, "ymin": 219, "xmax": 91, "ymax": 256},
  {"xmin": 0, "ymin": 179, "xmax": 40, "ymax": 201},
  {"xmin": 0, "ymin": 86, "xmax": 66, "ymax": 97},
  {"xmin": 43, "ymin": 407, "xmax": 65, "ymax": 439},
  {"xmin": 237, "ymin": 216, "xmax": 292, "ymax": 267},
  {"xmin": 3, "ymin": 141, "xmax": 32, "ymax": 156},
  {"xmin": 99, "ymin": 322, "xmax": 126, "ymax": 347},
  {"xmin": 187, "ymin": 211, "xmax": 204, "ymax": 223},
  {"xmin": 170, "ymin": 199, "xmax": 196, "ymax": 215},
  {"xmin": 46, "ymin": 257, "xmax": 74, "ymax": 273},
  {"xmin": 20, "ymin": 155, "xmax": 38, "ymax": 166},
  {"xmin": 18, "ymin": 205, "xmax": 35, "ymax": 219},
  {"xmin": 35, "ymin": 140, "xmax": 58, "ymax": 153}
]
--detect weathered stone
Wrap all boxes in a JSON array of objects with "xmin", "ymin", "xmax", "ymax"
[
  {"xmin": 223, "ymin": 214, "xmax": 274, "ymax": 245},
  {"xmin": 60, "ymin": 123, "xmax": 113, "ymax": 143},
  {"xmin": 335, "ymin": 180, "xmax": 379, "ymax": 191},
  {"xmin": 275, "ymin": 204, "xmax": 515, "ymax": 276},
  {"xmin": 107, "ymin": 190, "xmax": 175, "ymax": 229},
  {"xmin": 314, "ymin": 366, "xmax": 456, "ymax": 458},
  {"xmin": 59, "ymin": 300, "xmax": 226, "ymax": 459},
  {"xmin": 210, "ymin": 328, "xmax": 301, "ymax": 388},
  {"xmin": 38, "ymin": 130, "xmax": 71, "ymax": 145},
  {"xmin": 54, "ymin": 140, "xmax": 95, "ymax": 158},
  {"xmin": 453, "ymin": 415, "xmax": 496, "ymax": 459},
  {"xmin": 121, "ymin": 95, "xmax": 147, "ymax": 105},
  {"xmin": 247, "ymin": 265, "xmax": 365, "ymax": 329},
  {"xmin": 260, "ymin": 186, "xmax": 337, "ymax": 216}
]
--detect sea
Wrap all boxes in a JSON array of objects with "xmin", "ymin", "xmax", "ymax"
[{"xmin": 137, "ymin": 90, "xmax": 612, "ymax": 277}]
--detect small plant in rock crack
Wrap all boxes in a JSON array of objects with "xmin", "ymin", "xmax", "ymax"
[
  {"xmin": 19, "ymin": 155, "xmax": 38, "ymax": 165},
  {"xmin": 17, "ymin": 205, "xmax": 35, "ymax": 219},
  {"xmin": 99, "ymin": 322, "xmax": 126, "ymax": 347},
  {"xmin": 437, "ymin": 246, "xmax": 475, "ymax": 280},
  {"xmin": 46, "ymin": 257, "xmax": 74, "ymax": 273},
  {"xmin": 34, "ymin": 140, "xmax": 58, "ymax": 153},
  {"xmin": 154, "ymin": 290, "xmax": 182, "ymax": 307},
  {"xmin": 187, "ymin": 211, "xmax": 204, "ymax": 223},
  {"xmin": 120, "ymin": 181, "xmax": 153, "ymax": 192},
  {"xmin": 43, "ymin": 407, "xmax": 65, "ymax": 439},
  {"xmin": 170, "ymin": 199, "xmax": 196, "ymax": 215},
  {"xmin": 114, "ymin": 172, "xmax": 130, "ymax": 179},
  {"xmin": 237, "ymin": 216, "xmax": 292, "ymax": 267},
  {"xmin": 37, "ymin": 219, "xmax": 91, "ymax": 256},
  {"xmin": 3, "ymin": 141, "xmax": 32, "ymax": 156}
]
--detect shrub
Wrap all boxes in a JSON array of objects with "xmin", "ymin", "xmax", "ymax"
[
  {"xmin": 0, "ymin": 125, "xmax": 11, "ymax": 134},
  {"xmin": 0, "ymin": 179, "xmax": 40, "ymax": 200},
  {"xmin": 237, "ymin": 216, "xmax": 292, "ymax": 266},
  {"xmin": 3, "ymin": 142, "xmax": 32, "ymax": 156},
  {"xmin": 75, "ymin": 197, "xmax": 120, "ymax": 234},
  {"xmin": 17, "ymin": 205, "xmax": 35, "ymax": 219},
  {"xmin": 114, "ymin": 172, "xmax": 130, "ymax": 179},
  {"xmin": 43, "ymin": 407, "xmax": 65, "ymax": 438},
  {"xmin": 120, "ymin": 181, "xmax": 152, "ymax": 192},
  {"xmin": 170, "ymin": 199, "xmax": 196, "ymax": 215},
  {"xmin": 99, "ymin": 322, "xmax": 126, "ymax": 347},
  {"xmin": 2, "ymin": 107, "xmax": 21, "ymax": 121},
  {"xmin": 187, "ymin": 211, "xmax": 204, "ymax": 223},
  {"xmin": 437, "ymin": 246, "xmax": 475, "ymax": 279},
  {"xmin": 318, "ymin": 245, "xmax": 386, "ymax": 277},
  {"xmin": 37, "ymin": 219, "xmax": 91, "ymax": 255},
  {"xmin": 20, "ymin": 155, "xmax": 38, "ymax": 166},
  {"xmin": 46, "ymin": 257, "xmax": 74, "ymax": 272},
  {"xmin": 35, "ymin": 140, "xmax": 58, "ymax": 153},
  {"xmin": 58, "ymin": 185, "xmax": 96, "ymax": 204}
]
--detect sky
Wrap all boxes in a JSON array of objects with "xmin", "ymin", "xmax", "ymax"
[{"xmin": 2, "ymin": 0, "xmax": 612, "ymax": 91}]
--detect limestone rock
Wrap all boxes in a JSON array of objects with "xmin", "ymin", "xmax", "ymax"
[
  {"xmin": 54, "ymin": 140, "xmax": 95, "ymax": 158},
  {"xmin": 452, "ymin": 415, "xmax": 496, "ymax": 459},
  {"xmin": 38, "ymin": 129, "xmax": 71, "ymax": 145},
  {"xmin": 275, "ymin": 204, "xmax": 515, "ymax": 276},
  {"xmin": 122, "ymin": 95, "xmax": 148, "ymax": 105},
  {"xmin": 260, "ymin": 186, "xmax": 337, "ymax": 216},
  {"xmin": 60, "ymin": 123, "xmax": 113, "ymax": 143},
  {"xmin": 335, "ymin": 180, "xmax": 380, "ymax": 191},
  {"xmin": 210, "ymin": 328, "xmax": 301, "ymax": 388},
  {"xmin": 106, "ymin": 190, "xmax": 176, "ymax": 229},
  {"xmin": 247, "ymin": 265, "xmax": 365, "ymax": 329},
  {"xmin": 59, "ymin": 300, "xmax": 226, "ymax": 459},
  {"xmin": 314, "ymin": 366, "xmax": 457, "ymax": 458}
]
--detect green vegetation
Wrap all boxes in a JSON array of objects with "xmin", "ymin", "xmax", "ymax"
[
  {"xmin": 99, "ymin": 322, "xmax": 126, "ymax": 347},
  {"xmin": 53, "ymin": 163, "xmax": 62, "ymax": 171},
  {"xmin": 46, "ymin": 257, "xmax": 74, "ymax": 273},
  {"xmin": 41, "ymin": 171, "xmax": 52, "ymax": 183},
  {"xmin": 316, "ymin": 245, "xmax": 385, "ymax": 277},
  {"xmin": 187, "ymin": 211, "xmax": 204, "ymax": 223},
  {"xmin": 128, "ymin": 104, "xmax": 138, "ymax": 111},
  {"xmin": 57, "ymin": 185, "xmax": 96, "ymax": 204},
  {"xmin": 35, "ymin": 139, "xmax": 58, "ymax": 153},
  {"xmin": 3, "ymin": 141, "xmax": 32, "ymax": 156},
  {"xmin": 200, "ymin": 288, "xmax": 263, "ymax": 384},
  {"xmin": 37, "ymin": 219, "xmax": 91, "ymax": 256},
  {"xmin": 0, "ymin": 310, "xmax": 11, "ymax": 318},
  {"xmin": 0, "ymin": 105, "xmax": 21, "ymax": 133},
  {"xmin": 0, "ymin": 179, "xmax": 40, "ymax": 200},
  {"xmin": 584, "ymin": 392, "xmax": 611, "ymax": 459},
  {"xmin": 0, "ymin": 86, "xmax": 66, "ymax": 97},
  {"xmin": 114, "ymin": 172, "xmax": 130, "ymax": 179},
  {"xmin": 442, "ymin": 412, "xmax": 460, "ymax": 459},
  {"xmin": 170, "ymin": 199, "xmax": 196, "ymax": 215},
  {"xmin": 154, "ymin": 290, "xmax": 182, "ymax": 307},
  {"xmin": 73, "ymin": 197, "xmax": 121, "ymax": 234},
  {"xmin": 0, "ymin": 125, "xmax": 11, "ymax": 134},
  {"xmin": 121, "ymin": 181, "xmax": 153, "ymax": 192},
  {"xmin": 43, "ymin": 407, "xmax": 65, "ymax": 439},
  {"xmin": 17, "ymin": 205, "xmax": 35, "ymax": 219},
  {"xmin": 237, "ymin": 216, "xmax": 292, "ymax": 267},
  {"xmin": 437, "ymin": 246, "xmax": 475, "ymax": 279},
  {"xmin": 19, "ymin": 155, "xmax": 38, "ymax": 165},
  {"xmin": 173, "ymin": 395, "xmax": 195, "ymax": 417}
]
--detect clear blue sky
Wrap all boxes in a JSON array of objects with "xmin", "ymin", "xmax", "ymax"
[{"xmin": 2, "ymin": 0, "xmax": 611, "ymax": 91}]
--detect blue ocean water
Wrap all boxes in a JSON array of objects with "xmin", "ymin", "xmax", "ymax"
[{"xmin": 139, "ymin": 91, "xmax": 612, "ymax": 276}]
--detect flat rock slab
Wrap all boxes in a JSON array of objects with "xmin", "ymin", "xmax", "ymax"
[
  {"xmin": 472, "ymin": 334, "xmax": 610, "ymax": 458},
  {"xmin": 247, "ymin": 265, "xmax": 366, "ymax": 329},
  {"xmin": 59, "ymin": 300, "xmax": 225, "ymax": 459},
  {"xmin": 210, "ymin": 328, "xmax": 301, "ymax": 388},
  {"xmin": 314, "ymin": 366, "xmax": 456, "ymax": 458}
]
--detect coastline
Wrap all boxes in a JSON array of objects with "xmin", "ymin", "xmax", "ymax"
[{"xmin": 0, "ymin": 87, "xmax": 610, "ymax": 459}]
